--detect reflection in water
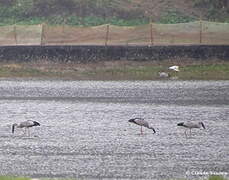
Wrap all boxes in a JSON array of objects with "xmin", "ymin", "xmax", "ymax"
[{"xmin": 0, "ymin": 80, "xmax": 228, "ymax": 179}]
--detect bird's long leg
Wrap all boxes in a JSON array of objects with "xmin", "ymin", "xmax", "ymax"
[
  {"xmin": 24, "ymin": 128, "xmax": 28, "ymax": 136},
  {"xmin": 141, "ymin": 126, "xmax": 143, "ymax": 135},
  {"xmin": 190, "ymin": 129, "xmax": 192, "ymax": 136},
  {"xmin": 22, "ymin": 128, "xmax": 26, "ymax": 136},
  {"xmin": 28, "ymin": 128, "xmax": 30, "ymax": 137},
  {"xmin": 185, "ymin": 129, "xmax": 187, "ymax": 137}
]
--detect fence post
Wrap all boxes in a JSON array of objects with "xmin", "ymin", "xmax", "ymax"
[
  {"xmin": 105, "ymin": 24, "xmax": 109, "ymax": 46},
  {"xmin": 125, "ymin": 41, "xmax": 129, "ymax": 60},
  {"xmin": 61, "ymin": 20, "xmax": 66, "ymax": 45},
  {"xmin": 14, "ymin": 25, "xmax": 17, "ymax": 45},
  {"xmin": 150, "ymin": 23, "xmax": 154, "ymax": 46},
  {"xmin": 199, "ymin": 16, "xmax": 202, "ymax": 44},
  {"xmin": 40, "ymin": 23, "xmax": 45, "ymax": 46}
]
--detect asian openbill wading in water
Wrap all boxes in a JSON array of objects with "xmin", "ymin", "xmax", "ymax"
[
  {"xmin": 128, "ymin": 118, "xmax": 156, "ymax": 135},
  {"xmin": 12, "ymin": 120, "xmax": 40, "ymax": 136},
  {"xmin": 177, "ymin": 121, "xmax": 205, "ymax": 137}
]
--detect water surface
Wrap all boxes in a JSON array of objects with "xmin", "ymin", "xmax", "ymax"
[{"xmin": 0, "ymin": 80, "xmax": 228, "ymax": 179}]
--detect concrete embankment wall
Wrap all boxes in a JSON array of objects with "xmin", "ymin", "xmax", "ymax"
[{"xmin": 0, "ymin": 45, "xmax": 228, "ymax": 62}]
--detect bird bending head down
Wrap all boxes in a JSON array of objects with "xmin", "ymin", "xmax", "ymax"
[
  {"xmin": 128, "ymin": 118, "xmax": 156, "ymax": 134},
  {"xmin": 12, "ymin": 120, "xmax": 40, "ymax": 134},
  {"xmin": 177, "ymin": 121, "xmax": 205, "ymax": 129},
  {"xmin": 177, "ymin": 121, "xmax": 205, "ymax": 137}
]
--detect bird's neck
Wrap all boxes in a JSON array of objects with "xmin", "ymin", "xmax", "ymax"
[
  {"xmin": 12, "ymin": 123, "xmax": 18, "ymax": 133},
  {"xmin": 13, "ymin": 123, "xmax": 18, "ymax": 127}
]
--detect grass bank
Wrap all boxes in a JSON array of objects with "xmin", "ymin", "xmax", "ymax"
[
  {"xmin": 0, "ymin": 177, "xmax": 30, "ymax": 180},
  {"xmin": 0, "ymin": 60, "xmax": 228, "ymax": 80}
]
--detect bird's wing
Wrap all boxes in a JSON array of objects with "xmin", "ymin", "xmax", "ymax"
[
  {"xmin": 184, "ymin": 122, "xmax": 198, "ymax": 128},
  {"xmin": 134, "ymin": 118, "xmax": 149, "ymax": 127},
  {"xmin": 20, "ymin": 120, "xmax": 35, "ymax": 127}
]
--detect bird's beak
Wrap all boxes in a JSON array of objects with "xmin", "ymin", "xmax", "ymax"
[
  {"xmin": 201, "ymin": 122, "xmax": 206, "ymax": 129},
  {"xmin": 152, "ymin": 128, "xmax": 156, "ymax": 134},
  {"xmin": 12, "ymin": 124, "xmax": 15, "ymax": 134}
]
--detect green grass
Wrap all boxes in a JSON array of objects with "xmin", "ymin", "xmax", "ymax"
[
  {"xmin": 159, "ymin": 10, "xmax": 195, "ymax": 24},
  {"xmin": 0, "ymin": 15, "xmax": 149, "ymax": 27},
  {"xmin": 0, "ymin": 176, "xmax": 30, "ymax": 180},
  {"xmin": 209, "ymin": 176, "xmax": 228, "ymax": 180},
  {"xmin": 0, "ymin": 61, "xmax": 229, "ymax": 80},
  {"xmin": 179, "ymin": 64, "xmax": 229, "ymax": 80},
  {"xmin": 83, "ymin": 63, "xmax": 229, "ymax": 80}
]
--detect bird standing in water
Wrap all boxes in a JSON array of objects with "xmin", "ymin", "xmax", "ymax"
[
  {"xmin": 177, "ymin": 121, "xmax": 205, "ymax": 137},
  {"xmin": 128, "ymin": 118, "xmax": 156, "ymax": 135},
  {"xmin": 12, "ymin": 120, "xmax": 40, "ymax": 136}
]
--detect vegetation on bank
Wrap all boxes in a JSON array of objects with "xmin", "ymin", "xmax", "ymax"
[
  {"xmin": 159, "ymin": 10, "xmax": 195, "ymax": 24},
  {"xmin": 0, "ymin": 16, "xmax": 149, "ymax": 27},
  {"xmin": 0, "ymin": 0, "xmax": 228, "ymax": 26},
  {"xmin": 0, "ymin": 60, "xmax": 228, "ymax": 80},
  {"xmin": 193, "ymin": 0, "xmax": 229, "ymax": 22},
  {"xmin": 0, "ymin": 0, "xmax": 148, "ymax": 26},
  {"xmin": 0, "ymin": 177, "xmax": 30, "ymax": 180}
]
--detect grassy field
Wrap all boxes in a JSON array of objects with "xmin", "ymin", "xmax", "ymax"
[
  {"xmin": 0, "ymin": 177, "xmax": 30, "ymax": 180},
  {"xmin": 0, "ymin": 60, "xmax": 228, "ymax": 80}
]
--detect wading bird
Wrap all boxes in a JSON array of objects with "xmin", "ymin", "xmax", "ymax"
[
  {"xmin": 169, "ymin": 65, "xmax": 179, "ymax": 72},
  {"xmin": 177, "ymin": 121, "xmax": 205, "ymax": 137},
  {"xmin": 128, "ymin": 118, "xmax": 156, "ymax": 135},
  {"xmin": 12, "ymin": 120, "xmax": 40, "ymax": 136}
]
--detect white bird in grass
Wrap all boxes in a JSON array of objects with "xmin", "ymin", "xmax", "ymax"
[
  {"xmin": 177, "ymin": 121, "xmax": 205, "ymax": 137},
  {"xmin": 169, "ymin": 65, "xmax": 179, "ymax": 72},
  {"xmin": 158, "ymin": 65, "xmax": 179, "ymax": 79},
  {"xmin": 12, "ymin": 120, "xmax": 40, "ymax": 136},
  {"xmin": 128, "ymin": 118, "xmax": 156, "ymax": 135}
]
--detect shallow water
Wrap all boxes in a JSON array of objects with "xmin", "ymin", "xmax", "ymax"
[{"xmin": 0, "ymin": 80, "xmax": 228, "ymax": 180}]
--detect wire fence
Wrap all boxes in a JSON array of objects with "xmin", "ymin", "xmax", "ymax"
[{"xmin": 0, "ymin": 21, "xmax": 229, "ymax": 46}]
